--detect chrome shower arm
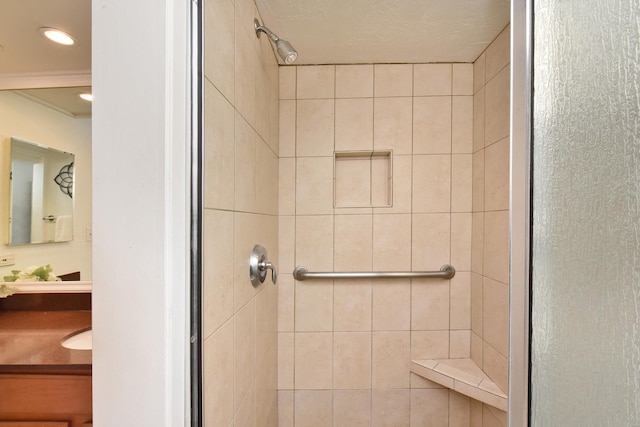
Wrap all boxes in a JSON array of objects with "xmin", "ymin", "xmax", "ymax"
[{"xmin": 254, "ymin": 19, "xmax": 280, "ymax": 42}]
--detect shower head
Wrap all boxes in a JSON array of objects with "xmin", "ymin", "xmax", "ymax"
[{"xmin": 254, "ymin": 19, "xmax": 298, "ymax": 64}]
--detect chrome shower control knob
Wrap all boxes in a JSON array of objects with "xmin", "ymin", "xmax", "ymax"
[{"xmin": 249, "ymin": 244, "xmax": 278, "ymax": 287}]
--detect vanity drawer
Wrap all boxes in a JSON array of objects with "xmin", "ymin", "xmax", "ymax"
[{"xmin": 0, "ymin": 374, "xmax": 91, "ymax": 427}]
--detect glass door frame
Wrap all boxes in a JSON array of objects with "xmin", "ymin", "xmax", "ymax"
[{"xmin": 509, "ymin": 0, "xmax": 533, "ymax": 425}]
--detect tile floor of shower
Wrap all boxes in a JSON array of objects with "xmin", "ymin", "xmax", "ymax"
[{"xmin": 203, "ymin": 1, "xmax": 510, "ymax": 425}]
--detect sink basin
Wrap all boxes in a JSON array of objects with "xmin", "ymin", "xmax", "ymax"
[{"xmin": 61, "ymin": 328, "xmax": 92, "ymax": 350}]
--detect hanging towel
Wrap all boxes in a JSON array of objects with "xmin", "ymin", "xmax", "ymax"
[{"xmin": 54, "ymin": 215, "xmax": 73, "ymax": 242}]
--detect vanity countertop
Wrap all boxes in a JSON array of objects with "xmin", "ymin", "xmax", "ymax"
[{"xmin": 0, "ymin": 310, "xmax": 91, "ymax": 373}]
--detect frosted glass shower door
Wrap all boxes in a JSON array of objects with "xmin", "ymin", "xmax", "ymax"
[{"xmin": 530, "ymin": 0, "xmax": 640, "ymax": 425}]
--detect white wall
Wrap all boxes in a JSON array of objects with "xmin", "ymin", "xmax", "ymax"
[
  {"xmin": 0, "ymin": 91, "xmax": 92, "ymax": 279},
  {"xmin": 92, "ymin": 0, "xmax": 190, "ymax": 425}
]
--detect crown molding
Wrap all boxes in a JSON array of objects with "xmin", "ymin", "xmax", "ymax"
[{"xmin": 0, "ymin": 70, "xmax": 91, "ymax": 90}]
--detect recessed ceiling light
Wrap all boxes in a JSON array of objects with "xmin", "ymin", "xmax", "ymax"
[
  {"xmin": 39, "ymin": 27, "xmax": 75, "ymax": 45},
  {"xmin": 79, "ymin": 93, "xmax": 93, "ymax": 102}
]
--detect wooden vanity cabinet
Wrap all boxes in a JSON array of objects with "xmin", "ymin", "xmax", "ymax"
[{"xmin": 0, "ymin": 373, "xmax": 92, "ymax": 427}]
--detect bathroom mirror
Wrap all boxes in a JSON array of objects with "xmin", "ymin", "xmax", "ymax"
[
  {"xmin": 6, "ymin": 137, "xmax": 75, "ymax": 245},
  {"xmin": 0, "ymin": 87, "xmax": 92, "ymax": 281}
]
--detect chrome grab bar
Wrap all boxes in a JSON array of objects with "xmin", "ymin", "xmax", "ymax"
[{"xmin": 293, "ymin": 264, "xmax": 455, "ymax": 281}]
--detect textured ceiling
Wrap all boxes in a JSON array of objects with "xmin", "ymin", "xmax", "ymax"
[{"xmin": 255, "ymin": 0, "xmax": 510, "ymax": 65}]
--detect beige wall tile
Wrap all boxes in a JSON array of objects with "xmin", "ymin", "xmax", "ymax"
[
  {"xmin": 472, "ymin": 150, "xmax": 485, "ymax": 212},
  {"xmin": 449, "ymin": 330, "xmax": 471, "ymax": 358},
  {"xmin": 204, "ymin": 0, "xmax": 234, "ymax": 101},
  {"xmin": 234, "ymin": 378, "xmax": 256, "ymax": 427},
  {"xmin": 256, "ymin": 344, "xmax": 278, "ymax": 427},
  {"xmin": 295, "ymin": 280, "xmax": 333, "ymax": 332},
  {"xmin": 234, "ymin": 299, "xmax": 256, "ymax": 411},
  {"xmin": 473, "ymin": 87, "xmax": 485, "ymax": 152},
  {"xmin": 335, "ymin": 98, "xmax": 374, "ymax": 151},
  {"xmin": 372, "ymin": 331, "xmax": 411, "ymax": 388},
  {"xmin": 233, "ymin": 213, "xmax": 259, "ymax": 310},
  {"xmin": 234, "ymin": 0, "xmax": 257, "ymax": 38},
  {"xmin": 278, "ymin": 390, "xmax": 294, "ymax": 427},
  {"xmin": 279, "ymin": 66, "xmax": 296, "ymax": 100},
  {"xmin": 333, "ymin": 332, "xmax": 372, "ymax": 389},
  {"xmin": 373, "ymin": 214, "xmax": 412, "ymax": 271},
  {"xmin": 374, "ymin": 64, "xmax": 413, "ymax": 97},
  {"xmin": 372, "ymin": 389, "xmax": 411, "ymax": 427},
  {"xmin": 450, "ymin": 272, "xmax": 471, "ymax": 330},
  {"xmin": 295, "ymin": 215, "xmax": 333, "ymax": 272},
  {"xmin": 452, "ymin": 154, "xmax": 473, "ymax": 212},
  {"xmin": 335, "ymin": 156, "xmax": 372, "ymax": 207},
  {"xmin": 471, "ymin": 272, "xmax": 483, "ymax": 336},
  {"xmin": 296, "ymin": 157, "xmax": 334, "ymax": 215},
  {"xmin": 414, "ymin": 64, "xmax": 452, "ymax": 96},
  {"xmin": 483, "ymin": 277, "xmax": 509, "ymax": 356},
  {"xmin": 254, "ymin": 57, "xmax": 271, "ymax": 143},
  {"xmin": 411, "ymin": 280, "xmax": 450, "ymax": 331},
  {"xmin": 413, "ymin": 96, "xmax": 452, "ymax": 154},
  {"xmin": 484, "ymin": 136, "xmax": 510, "ymax": 212},
  {"xmin": 204, "ymin": 318, "xmax": 234, "ymax": 427},
  {"xmin": 334, "ymin": 281, "xmax": 372, "ymax": 331},
  {"xmin": 411, "ymin": 373, "xmax": 447, "ymax": 389},
  {"xmin": 336, "ymin": 64, "xmax": 374, "ymax": 98},
  {"xmin": 412, "ymin": 214, "xmax": 451, "ymax": 271},
  {"xmin": 452, "ymin": 96, "xmax": 474, "ymax": 153},
  {"xmin": 453, "ymin": 64, "xmax": 474, "ymax": 96},
  {"xmin": 412, "ymin": 155, "xmax": 451, "ymax": 213},
  {"xmin": 483, "ymin": 405, "xmax": 504, "ymax": 427},
  {"xmin": 486, "ymin": 405, "xmax": 508, "ymax": 427},
  {"xmin": 482, "ymin": 342, "xmax": 508, "ymax": 394},
  {"xmin": 204, "ymin": 82, "xmax": 235, "ymax": 210},
  {"xmin": 296, "ymin": 99, "xmax": 335, "ymax": 157},
  {"xmin": 451, "ymin": 213, "xmax": 472, "ymax": 271},
  {"xmin": 256, "ymin": 139, "xmax": 278, "ymax": 215},
  {"xmin": 203, "ymin": 210, "xmax": 234, "ymax": 337},
  {"xmin": 297, "ymin": 65, "xmax": 335, "ymax": 99},
  {"xmin": 483, "ymin": 211, "xmax": 509, "ymax": 284},
  {"xmin": 278, "ymin": 273, "xmax": 295, "ymax": 332},
  {"xmin": 295, "ymin": 333, "xmax": 333, "ymax": 389},
  {"xmin": 334, "ymin": 215, "xmax": 373, "ymax": 271},
  {"xmin": 411, "ymin": 331, "xmax": 450, "ymax": 359},
  {"xmin": 234, "ymin": 24, "xmax": 256, "ymax": 127},
  {"xmin": 278, "ymin": 215, "xmax": 295, "ymax": 278},
  {"xmin": 372, "ymin": 279, "xmax": 411, "ymax": 331},
  {"xmin": 471, "ymin": 212, "xmax": 484, "ymax": 274},
  {"xmin": 375, "ymin": 154, "xmax": 412, "ymax": 214},
  {"xmin": 410, "ymin": 389, "xmax": 450, "ymax": 427},
  {"xmin": 234, "ymin": 115, "xmax": 257, "ymax": 212},
  {"xmin": 279, "ymin": 100, "xmax": 296, "ymax": 157},
  {"xmin": 374, "ymin": 97, "xmax": 413, "ymax": 154},
  {"xmin": 333, "ymin": 390, "xmax": 372, "ymax": 427},
  {"xmin": 473, "ymin": 52, "xmax": 486, "ymax": 94},
  {"xmin": 268, "ymin": 88, "xmax": 280, "ymax": 156},
  {"xmin": 449, "ymin": 391, "xmax": 471, "ymax": 427},
  {"xmin": 278, "ymin": 332, "xmax": 294, "ymax": 389},
  {"xmin": 371, "ymin": 154, "xmax": 392, "ymax": 206},
  {"xmin": 470, "ymin": 399, "xmax": 483, "ymax": 427},
  {"xmin": 295, "ymin": 390, "xmax": 333, "ymax": 427},
  {"xmin": 471, "ymin": 332, "xmax": 483, "ymax": 368},
  {"xmin": 485, "ymin": 25, "xmax": 510, "ymax": 82},
  {"xmin": 484, "ymin": 66, "xmax": 510, "ymax": 146},
  {"xmin": 279, "ymin": 158, "xmax": 295, "ymax": 215},
  {"xmin": 256, "ymin": 284, "xmax": 277, "ymax": 359}
]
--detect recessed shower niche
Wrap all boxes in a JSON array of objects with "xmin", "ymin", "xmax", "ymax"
[{"xmin": 334, "ymin": 150, "xmax": 392, "ymax": 208}]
